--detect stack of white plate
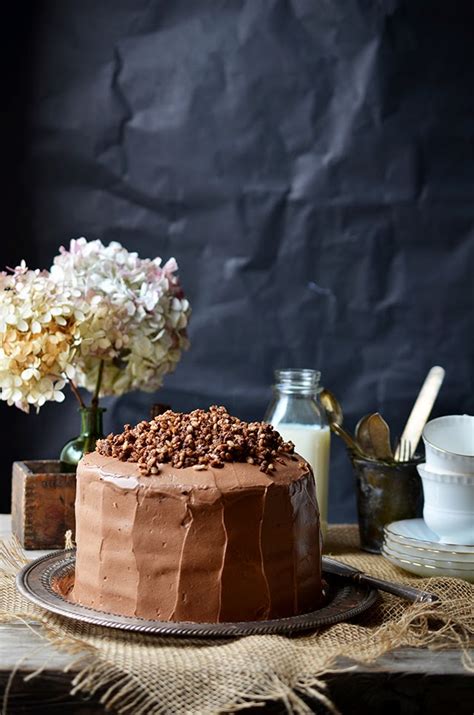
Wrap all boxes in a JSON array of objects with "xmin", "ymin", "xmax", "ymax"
[{"xmin": 382, "ymin": 519, "xmax": 474, "ymax": 582}]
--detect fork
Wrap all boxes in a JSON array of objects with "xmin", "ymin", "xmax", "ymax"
[{"xmin": 396, "ymin": 438, "xmax": 412, "ymax": 463}]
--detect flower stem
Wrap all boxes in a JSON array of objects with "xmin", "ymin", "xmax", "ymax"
[
  {"xmin": 69, "ymin": 380, "xmax": 86, "ymax": 409},
  {"xmin": 91, "ymin": 360, "xmax": 104, "ymax": 409}
]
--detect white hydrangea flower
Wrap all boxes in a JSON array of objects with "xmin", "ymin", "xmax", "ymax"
[
  {"xmin": 0, "ymin": 264, "xmax": 80, "ymax": 412},
  {"xmin": 51, "ymin": 238, "xmax": 190, "ymax": 396}
]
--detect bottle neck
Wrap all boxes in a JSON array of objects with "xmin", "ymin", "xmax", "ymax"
[
  {"xmin": 79, "ymin": 406, "xmax": 105, "ymax": 437},
  {"xmin": 274, "ymin": 368, "xmax": 321, "ymax": 396}
]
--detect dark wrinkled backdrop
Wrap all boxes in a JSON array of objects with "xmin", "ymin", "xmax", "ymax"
[{"xmin": 1, "ymin": 1, "xmax": 473, "ymax": 518}]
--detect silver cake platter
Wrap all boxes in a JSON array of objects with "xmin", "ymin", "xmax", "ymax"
[{"xmin": 16, "ymin": 550, "xmax": 378, "ymax": 637}]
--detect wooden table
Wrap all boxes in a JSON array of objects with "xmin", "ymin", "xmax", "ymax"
[{"xmin": 1, "ymin": 514, "xmax": 473, "ymax": 714}]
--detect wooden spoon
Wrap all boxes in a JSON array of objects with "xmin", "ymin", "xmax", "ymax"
[{"xmin": 367, "ymin": 413, "xmax": 393, "ymax": 461}]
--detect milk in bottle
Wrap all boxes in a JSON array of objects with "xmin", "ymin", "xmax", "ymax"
[{"xmin": 264, "ymin": 369, "xmax": 331, "ymax": 538}]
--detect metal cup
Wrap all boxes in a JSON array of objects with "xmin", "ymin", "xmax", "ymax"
[{"xmin": 351, "ymin": 455, "xmax": 424, "ymax": 553}]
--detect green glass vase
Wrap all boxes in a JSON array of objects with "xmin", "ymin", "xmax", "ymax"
[{"xmin": 60, "ymin": 406, "xmax": 105, "ymax": 473}]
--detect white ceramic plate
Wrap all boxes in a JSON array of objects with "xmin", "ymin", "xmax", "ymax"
[
  {"xmin": 383, "ymin": 538, "xmax": 474, "ymax": 570},
  {"xmin": 382, "ymin": 544, "xmax": 474, "ymax": 582},
  {"xmin": 384, "ymin": 519, "xmax": 474, "ymax": 555},
  {"xmin": 383, "ymin": 532, "xmax": 474, "ymax": 563}
]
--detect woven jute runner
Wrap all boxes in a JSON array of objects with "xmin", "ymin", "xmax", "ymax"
[{"xmin": 1, "ymin": 525, "xmax": 473, "ymax": 714}]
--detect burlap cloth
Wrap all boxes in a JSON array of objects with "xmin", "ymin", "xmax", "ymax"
[{"xmin": 1, "ymin": 525, "xmax": 473, "ymax": 714}]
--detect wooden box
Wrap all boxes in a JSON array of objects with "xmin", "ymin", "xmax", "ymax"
[{"xmin": 11, "ymin": 461, "xmax": 76, "ymax": 550}]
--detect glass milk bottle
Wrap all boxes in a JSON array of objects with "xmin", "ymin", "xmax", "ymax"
[{"xmin": 264, "ymin": 369, "xmax": 331, "ymax": 537}]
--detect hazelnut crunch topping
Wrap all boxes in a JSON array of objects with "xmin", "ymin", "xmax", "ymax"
[{"xmin": 96, "ymin": 405, "xmax": 295, "ymax": 475}]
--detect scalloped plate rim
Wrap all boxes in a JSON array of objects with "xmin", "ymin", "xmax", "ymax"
[{"xmin": 16, "ymin": 549, "xmax": 378, "ymax": 638}]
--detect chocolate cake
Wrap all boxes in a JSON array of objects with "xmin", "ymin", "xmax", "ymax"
[{"xmin": 73, "ymin": 406, "xmax": 323, "ymax": 622}]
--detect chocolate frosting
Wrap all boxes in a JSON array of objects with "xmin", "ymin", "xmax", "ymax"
[{"xmin": 73, "ymin": 451, "xmax": 322, "ymax": 622}]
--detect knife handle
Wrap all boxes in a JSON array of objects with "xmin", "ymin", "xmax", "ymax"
[{"xmin": 356, "ymin": 573, "xmax": 439, "ymax": 604}]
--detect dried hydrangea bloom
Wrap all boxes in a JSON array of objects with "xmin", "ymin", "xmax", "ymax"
[
  {"xmin": 51, "ymin": 238, "xmax": 190, "ymax": 396},
  {"xmin": 0, "ymin": 262, "xmax": 80, "ymax": 412}
]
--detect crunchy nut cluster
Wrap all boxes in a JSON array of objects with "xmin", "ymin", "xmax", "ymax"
[{"xmin": 96, "ymin": 405, "xmax": 295, "ymax": 475}]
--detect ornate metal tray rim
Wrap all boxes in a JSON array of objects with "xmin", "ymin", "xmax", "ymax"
[{"xmin": 16, "ymin": 549, "xmax": 378, "ymax": 637}]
